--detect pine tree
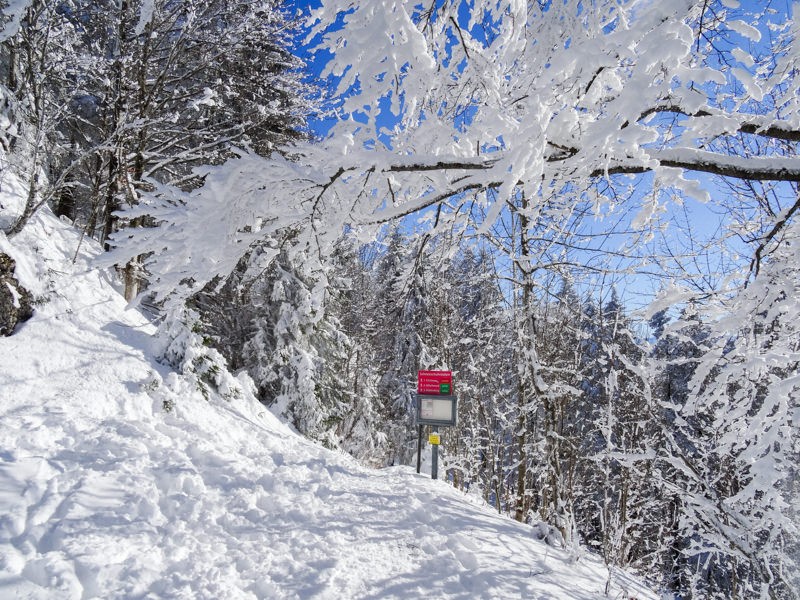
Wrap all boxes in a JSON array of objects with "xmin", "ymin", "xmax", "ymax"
[
  {"xmin": 442, "ymin": 245, "xmax": 515, "ymax": 506},
  {"xmin": 367, "ymin": 228, "xmax": 430, "ymax": 464},
  {"xmin": 324, "ymin": 236, "xmax": 387, "ymax": 462},
  {"xmin": 575, "ymin": 289, "xmax": 671, "ymax": 589}
]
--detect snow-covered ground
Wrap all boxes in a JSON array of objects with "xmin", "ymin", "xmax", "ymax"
[{"xmin": 0, "ymin": 205, "xmax": 660, "ymax": 599}]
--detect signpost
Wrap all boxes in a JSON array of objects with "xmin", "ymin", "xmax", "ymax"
[
  {"xmin": 415, "ymin": 370, "xmax": 457, "ymax": 480},
  {"xmin": 417, "ymin": 370, "xmax": 453, "ymax": 395}
]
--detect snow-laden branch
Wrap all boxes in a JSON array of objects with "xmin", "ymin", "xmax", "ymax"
[
  {"xmin": 108, "ymin": 0, "xmax": 800, "ymax": 317},
  {"xmin": 609, "ymin": 149, "xmax": 800, "ymax": 182},
  {"xmin": 639, "ymin": 104, "xmax": 800, "ymax": 143},
  {"xmin": 304, "ymin": 0, "xmax": 800, "ymax": 230}
]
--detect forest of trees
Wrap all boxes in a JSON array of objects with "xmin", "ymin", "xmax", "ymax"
[{"xmin": 1, "ymin": 1, "xmax": 798, "ymax": 599}]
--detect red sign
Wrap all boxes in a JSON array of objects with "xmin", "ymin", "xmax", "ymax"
[{"xmin": 418, "ymin": 370, "xmax": 453, "ymax": 395}]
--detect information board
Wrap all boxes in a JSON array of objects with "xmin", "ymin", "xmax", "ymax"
[
  {"xmin": 417, "ymin": 370, "xmax": 453, "ymax": 395},
  {"xmin": 416, "ymin": 394, "xmax": 458, "ymax": 426}
]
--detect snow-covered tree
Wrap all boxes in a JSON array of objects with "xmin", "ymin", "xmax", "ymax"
[
  {"xmin": 658, "ymin": 242, "xmax": 800, "ymax": 599},
  {"xmin": 0, "ymin": 0, "xmax": 80, "ymax": 236},
  {"xmin": 441, "ymin": 245, "xmax": 515, "ymax": 503},
  {"xmin": 577, "ymin": 291, "xmax": 672, "ymax": 587},
  {"xmin": 324, "ymin": 236, "xmax": 388, "ymax": 462},
  {"xmin": 105, "ymin": 1, "xmax": 800, "ymax": 321},
  {"xmin": 197, "ymin": 241, "xmax": 351, "ymax": 448},
  {"xmin": 2, "ymin": 0, "xmax": 310, "ymax": 299},
  {"xmin": 365, "ymin": 227, "xmax": 432, "ymax": 464},
  {"xmin": 531, "ymin": 279, "xmax": 585, "ymax": 544}
]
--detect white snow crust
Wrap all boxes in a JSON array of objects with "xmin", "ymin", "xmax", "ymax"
[{"xmin": 0, "ymin": 206, "xmax": 659, "ymax": 599}]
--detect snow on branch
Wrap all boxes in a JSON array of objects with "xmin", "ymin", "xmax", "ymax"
[{"xmin": 302, "ymin": 0, "xmax": 800, "ymax": 228}]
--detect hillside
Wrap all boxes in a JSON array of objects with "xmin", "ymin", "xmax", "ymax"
[{"xmin": 0, "ymin": 207, "xmax": 658, "ymax": 598}]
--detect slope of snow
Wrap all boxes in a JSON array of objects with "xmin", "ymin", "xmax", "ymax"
[{"xmin": 0, "ymin": 207, "xmax": 660, "ymax": 599}]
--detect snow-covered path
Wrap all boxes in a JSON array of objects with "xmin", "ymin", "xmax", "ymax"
[{"xmin": 0, "ymin": 211, "xmax": 657, "ymax": 599}]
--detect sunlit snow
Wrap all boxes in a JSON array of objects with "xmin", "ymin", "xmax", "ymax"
[{"xmin": 0, "ymin": 205, "xmax": 658, "ymax": 598}]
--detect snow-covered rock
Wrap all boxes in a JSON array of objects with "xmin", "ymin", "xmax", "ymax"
[{"xmin": 0, "ymin": 251, "xmax": 33, "ymax": 335}]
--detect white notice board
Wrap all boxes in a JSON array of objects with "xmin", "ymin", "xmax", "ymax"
[
  {"xmin": 416, "ymin": 394, "xmax": 457, "ymax": 426},
  {"xmin": 421, "ymin": 398, "xmax": 452, "ymax": 420}
]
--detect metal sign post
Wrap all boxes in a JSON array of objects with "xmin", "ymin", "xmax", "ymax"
[
  {"xmin": 431, "ymin": 426, "xmax": 439, "ymax": 479},
  {"xmin": 416, "ymin": 424, "xmax": 423, "ymax": 474}
]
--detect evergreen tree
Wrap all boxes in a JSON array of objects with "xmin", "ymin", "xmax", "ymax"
[
  {"xmin": 442, "ymin": 245, "xmax": 515, "ymax": 506},
  {"xmin": 367, "ymin": 228, "xmax": 430, "ymax": 464},
  {"xmin": 324, "ymin": 236, "xmax": 387, "ymax": 462},
  {"xmin": 575, "ymin": 289, "xmax": 670, "ymax": 589}
]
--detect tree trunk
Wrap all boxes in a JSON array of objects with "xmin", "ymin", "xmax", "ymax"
[
  {"xmin": 514, "ymin": 192, "xmax": 536, "ymax": 522},
  {"xmin": 514, "ymin": 388, "xmax": 527, "ymax": 522}
]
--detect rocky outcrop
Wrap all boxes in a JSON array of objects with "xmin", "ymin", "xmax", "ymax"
[{"xmin": 0, "ymin": 252, "xmax": 33, "ymax": 336}]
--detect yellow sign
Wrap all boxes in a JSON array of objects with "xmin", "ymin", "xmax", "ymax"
[{"xmin": 429, "ymin": 433, "xmax": 441, "ymax": 445}]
